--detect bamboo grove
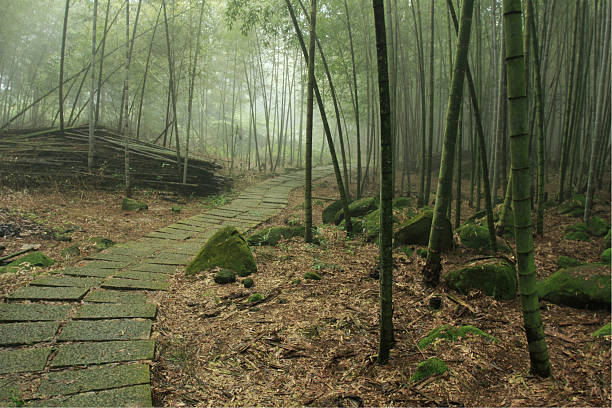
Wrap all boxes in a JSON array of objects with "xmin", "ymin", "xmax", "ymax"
[{"xmin": 0, "ymin": 0, "xmax": 610, "ymax": 375}]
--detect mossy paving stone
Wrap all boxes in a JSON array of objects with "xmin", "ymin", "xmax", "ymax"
[
  {"xmin": 84, "ymin": 289, "xmax": 147, "ymax": 304},
  {"xmin": 193, "ymin": 215, "xmax": 225, "ymax": 224},
  {"xmin": 131, "ymin": 263, "xmax": 176, "ymax": 274},
  {"xmin": 0, "ymin": 304, "xmax": 71, "ymax": 322},
  {"xmin": 50, "ymin": 340, "xmax": 155, "ymax": 367},
  {"xmin": 109, "ymin": 247, "xmax": 154, "ymax": 257},
  {"xmin": 102, "ymin": 278, "xmax": 170, "ymax": 291},
  {"xmin": 162, "ymin": 224, "xmax": 207, "ymax": 233},
  {"xmin": 177, "ymin": 219, "xmax": 217, "ymax": 228},
  {"xmin": 148, "ymin": 253, "xmax": 191, "ymax": 265},
  {"xmin": 35, "ymin": 384, "xmax": 152, "ymax": 407},
  {"xmin": 75, "ymin": 303, "xmax": 157, "ymax": 320},
  {"xmin": 0, "ymin": 322, "xmax": 60, "ymax": 345},
  {"xmin": 7, "ymin": 286, "xmax": 89, "ymax": 301},
  {"xmin": 36, "ymin": 363, "xmax": 150, "ymax": 398},
  {"xmin": 62, "ymin": 266, "xmax": 116, "ymax": 278},
  {"xmin": 114, "ymin": 270, "xmax": 170, "ymax": 282},
  {"xmin": 85, "ymin": 253, "xmax": 135, "ymax": 263},
  {"xmin": 30, "ymin": 276, "xmax": 104, "ymax": 288},
  {"xmin": 0, "ymin": 347, "xmax": 52, "ymax": 374},
  {"xmin": 82, "ymin": 260, "xmax": 131, "ymax": 269},
  {"xmin": 144, "ymin": 231, "xmax": 191, "ymax": 241},
  {"xmin": 57, "ymin": 319, "xmax": 152, "ymax": 341}
]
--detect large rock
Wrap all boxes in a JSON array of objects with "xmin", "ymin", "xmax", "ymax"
[
  {"xmin": 185, "ymin": 226, "xmax": 256, "ymax": 277},
  {"xmin": 604, "ymin": 228, "xmax": 611, "ymax": 249},
  {"xmin": 122, "ymin": 198, "xmax": 148, "ymax": 211},
  {"xmin": 322, "ymin": 200, "xmax": 346, "ymax": 224},
  {"xmin": 444, "ymin": 259, "xmax": 516, "ymax": 300},
  {"xmin": 587, "ymin": 216, "xmax": 610, "ymax": 237},
  {"xmin": 457, "ymin": 223, "xmax": 494, "ymax": 250},
  {"xmin": 247, "ymin": 226, "xmax": 305, "ymax": 246},
  {"xmin": 394, "ymin": 210, "xmax": 452, "ymax": 249},
  {"xmin": 536, "ymin": 264, "xmax": 610, "ymax": 309},
  {"xmin": 334, "ymin": 197, "xmax": 378, "ymax": 225},
  {"xmin": 0, "ymin": 251, "xmax": 55, "ymax": 274}
]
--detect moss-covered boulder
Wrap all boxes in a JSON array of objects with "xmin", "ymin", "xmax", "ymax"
[
  {"xmin": 393, "ymin": 197, "xmax": 412, "ymax": 208},
  {"xmin": 457, "ymin": 223, "xmax": 496, "ymax": 250},
  {"xmin": 334, "ymin": 197, "xmax": 379, "ymax": 225},
  {"xmin": 557, "ymin": 256, "xmax": 582, "ymax": 269},
  {"xmin": 61, "ymin": 245, "xmax": 81, "ymax": 258},
  {"xmin": 214, "ymin": 269, "xmax": 236, "ymax": 284},
  {"xmin": 248, "ymin": 293, "xmax": 263, "ymax": 302},
  {"xmin": 0, "ymin": 251, "xmax": 55, "ymax": 274},
  {"xmin": 418, "ymin": 324, "xmax": 496, "ymax": 349},
  {"xmin": 601, "ymin": 248, "xmax": 611, "ymax": 264},
  {"xmin": 465, "ymin": 209, "xmax": 487, "ymax": 224},
  {"xmin": 409, "ymin": 358, "xmax": 448, "ymax": 382},
  {"xmin": 563, "ymin": 230, "xmax": 592, "ymax": 242},
  {"xmin": 444, "ymin": 259, "xmax": 516, "ymax": 300},
  {"xmin": 339, "ymin": 217, "xmax": 364, "ymax": 234},
  {"xmin": 559, "ymin": 195, "xmax": 585, "ymax": 217},
  {"xmin": 536, "ymin": 264, "xmax": 611, "ymax": 309},
  {"xmin": 304, "ymin": 271, "xmax": 321, "ymax": 280},
  {"xmin": 242, "ymin": 278, "xmax": 254, "ymax": 288},
  {"xmin": 186, "ymin": 226, "xmax": 256, "ymax": 277},
  {"xmin": 362, "ymin": 209, "xmax": 399, "ymax": 242},
  {"xmin": 604, "ymin": 229, "xmax": 611, "ymax": 249},
  {"xmin": 394, "ymin": 210, "xmax": 452, "ymax": 249},
  {"xmin": 247, "ymin": 226, "xmax": 305, "ymax": 246},
  {"xmin": 171, "ymin": 206, "xmax": 182, "ymax": 213},
  {"xmin": 91, "ymin": 237, "xmax": 115, "ymax": 251},
  {"xmin": 122, "ymin": 197, "xmax": 148, "ymax": 211},
  {"xmin": 592, "ymin": 322, "xmax": 611, "ymax": 337},
  {"xmin": 587, "ymin": 216, "xmax": 610, "ymax": 237},
  {"xmin": 322, "ymin": 200, "xmax": 346, "ymax": 224}
]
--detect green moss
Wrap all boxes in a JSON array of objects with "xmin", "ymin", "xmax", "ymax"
[
  {"xmin": 592, "ymin": 322, "xmax": 611, "ymax": 337},
  {"xmin": 604, "ymin": 229, "xmax": 611, "ymax": 249},
  {"xmin": 457, "ymin": 223, "xmax": 496, "ymax": 250},
  {"xmin": 186, "ymin": 226, "xmax": 256, "ymax": 277},
  {"xmin": 394, "ymin": 210, "xmax": 453, "ymax": 250},
  {"xmin": 587, "ymin": 216, "xmax": 610, "ymax": 237},
  {"xmin": 171, "ymin": 206, "xmax": 182, "ymax": 213},
  {"xmin": 334, "ymin": 197, "xmax": 379, "ymax": 225},
  {"xmin": 536, "ymin": 264, "xmax": 611, "ymax": 309},
  {"xmin": 248, "ymin": 293, "xmax": 263, "ymax": 303},
  {"xmin": 392, "ymin": 197, "xmax": 412, "ymax": 208},
  {"xmin": 61, "ymin": 245, "xmax": 81, "ymax": 258},
  {"xmin": 213, "ymin": 269, "xmax": 236, "ymax": 284},
  {"xmin": 601, "ymin": 248, "xmax": 611, "ymax": 264},
  {"xmin": 565, "ymin": 223, "xmax": 588, "ymax": 233},
  {"xmin": 445, "ymin": 259, "xmax": 516, "ymax": 300},
  {"xmin": 304, "ymin": 271, "xmax": 321, "ymax": 280},
  {"xmin": 122, "ymin": 198, "xmax": 148, "ymax": 211},
  {"xmin": 0, "ymin": 251, "xmax": 55, "ymax": 274},
  {"xmin": 322, "ymin": 200, "xmax": 347, "ymax": 224},
  {"xmin": 340, "ymin": 217, "xmax": 364, "ymax": 234},
  {"xmin": 563, "ymin": 230, "xmax": 592, "ymax": 242},
  {"xmin": 417, "ymin": 248, "xmax": 428, "ymax": 258},
  {"xmin": 248, "ymin": 226, "xmax": 305, "ymax": 246},
  {"xmin": 291, "ymin": 278, "xmax": 301, "ymax": 285},
  {"xmin": 557, "ymin": 256, "xmax": 582, "ymax": 269},
  {"xmin": 464, "ymin": 209, "xmax": 487, "ymax": 224},
  {"xmin": 91, "ymin": 237, "xmax": 115, "ymax": 251},
  {"xmin": 242, "ymin": 278, "xmax": 254, "ymax": 288},
  {"xmin": 409, "ymin": 358, "xmax": 448, "ymax": 382},
  {"xmin": 418, "ymin": 324, "xmax": 496, "ymax": 349}
]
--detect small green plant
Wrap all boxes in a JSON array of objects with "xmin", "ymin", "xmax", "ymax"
[
  {"xmin": 248, "ymin": 293, "xmax": 264, "ymax": 302},
  {"xmin": 304, "ymin": 271, "xmax": 321, "ymax": 280}
]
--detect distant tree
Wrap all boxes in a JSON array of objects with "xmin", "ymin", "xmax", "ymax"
[
  {"xmin": 304, "ymin": 0, "xmax": 317, "ymax": 243},
  {"xmin": 59, "ymin": 0, "xmax": 70, "ymax": 132},
  {"xmin": 88, "ymin": 0, "xmax": 98, "ymax": 172}
]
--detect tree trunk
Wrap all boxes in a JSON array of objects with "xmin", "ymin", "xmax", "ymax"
[
  {"xmin": 59, "ymin": 0, "xmax": 70, "ymax": 132},
  {"xmin": 88, "ymin": 0, "xmax": 98, "ymax": 171}
]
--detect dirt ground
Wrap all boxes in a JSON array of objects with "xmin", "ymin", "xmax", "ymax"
[{"xmin": 0, "ymin": 173, "xmax": 610, "ymax": 406}]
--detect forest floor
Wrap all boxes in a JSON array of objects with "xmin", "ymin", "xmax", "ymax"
[{"xmin": 0, "ymin": 172, "xmax": 610, "ymax": 406}]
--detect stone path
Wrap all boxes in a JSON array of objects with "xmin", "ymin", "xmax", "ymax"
[{"xmin": 0, "ymin": 166, "xmax": 334, "ymax": 407}]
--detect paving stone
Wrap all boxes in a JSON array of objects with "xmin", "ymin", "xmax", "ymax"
[
  {"xmin": 51, "ymin": 340, "xmax": 155, "ymax": 367},
  {"xmin": 0, "ymin": 378, "xmax": 27, "ymax": 405},
  {"xmin": 0, "ymin": 347, "xmax": 52, "ymax": 374},
  {"xmin": 131, "ymin": 263, "xmax": 176, "ymax": 274},
  {"xmin": 161, "ymin": 224, "xmax": 206, "ymax": 233},
  {"xmin": 30, "ymin": 276, "xmax": 103, "ymax": 288},
  {"xmin": 0, "ymin": 304, "xmax": 71, "ymax": 322},
  {"xmin": 109, "ymin": 247, "xmax": 153, "ymax": 257},
  {"xmin": 114, "ymin": 270, "xmax": 170, "ymax": 282},
  {"xmin": 37, "ymin": 384, "xmax": 152, "ymax": 407},
  {"xmin": 86, "ymin": 253, "xmax": 135, "ymax": 262},
  {"xmin": 192, "ymin": 215, "xmax": 224, "ymax": 224},
  {"xmin": 58, "ymin": 319, "xmax": 151, "ymax": 341},
  {"xmin": 75, "ymin": 303, "xmax": 157, "ymax": 319},
  {"xmin": 62, "ymin": 267, "xmax": 116, "ymax": 278},
  {"xmin": 177, "ymin": 219, "xmax": 216, "ymax": 228},
  {"xmin": 147, "ymin": 253, "xmax": 191, "ymax": 265},
  {"xmin": 145, "ymin": 231, "xmax": 191, "ymax": 241},
  {"xmin": 36, "ymin": 363, "xmax": 150, "ymax": 397},
  {"xmin": 83, "ymin": 260, "xmax": 130, "ymax": 269},
  {"xmin": 84, "ymin": 289, "xmax": 147, "ymax": 304},
  {"xmin": 0, "ymin": 322, "xmax": 59, "ymax": 345},
  {"xmin": 206, "ymin": 209, "xmax": 240, "ymax": 218},
  {"xmin": 7, "ymin": 286, "xmax": 89, "ymax": 301},
  {"xmin": 102, "ymin": 278, "xmax": 169, "ymax": 291}
]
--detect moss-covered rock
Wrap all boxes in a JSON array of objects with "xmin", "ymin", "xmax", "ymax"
[
  {"xmin": 0, "ymin": 251, "xmax": 55, "ymax": 274},
  {"xmin": 587, "ymin": 216, "xmax": 610, "ymax": 237},
  {"xmin": 242, "ymin": 278, "xmax": 254, "ymax": 288},
  {"xmin": 247, "ymin": 226, "xmax": 305, "ymax": 246},
  {"xmin": 304, "ymin": 271, "xmax": 321, "ymax": 280},
  {"xmin": 91, "ymin": 237, "xmax": 115, "ymax": 251},
  {"xmin": 122, "ymin": 198, "xmax": 148, "ymax": 211},
  {"xmin": 394, "ymin": 210, "xmax": 452, "ymax": 250},
  {"xmin": 186, "ymin": 226, "xmax": 256, "ymax": 277},
  {"xmin": 604, "ymin": 229, "xmax": 611, "ymax": 249},
  {"xmin": 418, "ymin": 324, "xmax": 496, "ymax": 349},
  {"xmin": 339, "ymin": 217, "xmax": 364, "ymax": 234},
  {"xmin": 557, "ymin": 256, "xmax": 582, "ymax": 269},
  {"xmin": 563, "ymin": 230, "xmax": 592, "ymax": 242},
  {"xmin": 601, "ymin": 248, "xmax": 611, "ymax": 264},
  {"xmin": 559, "ymin": 195, "xmax": 585, "ymax": 217},
  {"xmin": 409, "ymin": 358, "xmax": 448, "ymax": 382},
  {"xmin": 213, "ymin": 269, "xmax": 236, "ymax": 284},
  {"xmin": 592, "ymin": 322, "xmax": 611, "ymax": 337},
  {"xmin": 444, "ymin": 259, "xmax": 516, "ymax": 300},
  {"xmin": 457, "ymin": 223, "xmax": 497, "ymax": 250},
  {"xmin": 417, "ymin": 248, "xmax": 428, "ymax": 258},
  {"xmin": 322, "ymin": 200, "xmax": 346, "ymax": 224},
  {"xmin": 537, "ymin": 264, "xmax": 610, "ymax": 309},
  {"xmin": 248, "ymin": 293, "xmax": 263, "ymax": 302},
  {"xmin": 171, "ymin": 206, "xmax": 182, "ymax": 213},
  {"xmin": 465, "ymin": 209, "xmax": 487, "ymax": 224},
  {"xmin": 61, "ymin": 245, "xmax": 81, "ymax": 258},
  {"xmin": 393, "ymin": 197, "xmax": 412, "ymax": 208},
  {"xmin": 334, "ymin": 197, "xmax": 379, "ymax": 225}
]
